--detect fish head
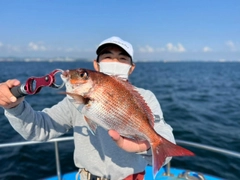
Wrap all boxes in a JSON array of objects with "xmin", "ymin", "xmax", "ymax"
[{"xmin": 61, "ymin": 68, "xmax": 94, "ymax": 96}]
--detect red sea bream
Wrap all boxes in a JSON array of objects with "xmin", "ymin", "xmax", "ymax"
[{"xmin": 62, "ymin": 68, "xmax": 194, "ymax": 178}]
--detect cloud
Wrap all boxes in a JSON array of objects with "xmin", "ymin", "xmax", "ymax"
[
  {"xmin": 166, "ymin": 43, "xmax": 186, "ymax": 52},
  {"xmin": 0, "ymin": 42, "xmax": 3, "ymax": 47},
  {"xmin": 28, "ymin": 42, "xmax": 46, "ymax": 51},
  {"xmin": 203, "ymin": 46, "xmax": 212, "ymax": 52},
  {"xmin": 139, "ymin": 43, "xmax": 186, "ymax": 53},
  {"xmin": 139, "ymin": 45, "xmax": 154, "ymax": 53},
  {"xmin": 226, "ymin": 40, "xmax": 236, "ymax": 51}
]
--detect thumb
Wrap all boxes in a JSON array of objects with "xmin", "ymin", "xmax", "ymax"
[
  {"xmin": 108, "ymin": 130, "xmax": 125, "ymax": 149},
  {"xmin": 108, "ymin": 130, "xmax": 121, "ymax": 141}
]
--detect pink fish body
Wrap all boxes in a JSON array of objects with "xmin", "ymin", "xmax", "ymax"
[{"xmin": 62, "ymin": 68, "xmax": 194, "ymax": 178}]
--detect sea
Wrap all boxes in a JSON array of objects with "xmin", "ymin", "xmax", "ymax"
[{"xmin": 0, "ymin": 61, "xmax": 239, "ymax": 180}]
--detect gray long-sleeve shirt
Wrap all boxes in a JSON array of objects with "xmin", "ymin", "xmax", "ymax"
[{"xmin": 5, "ymin": 87, "xmax": 175, "ymax": 180}]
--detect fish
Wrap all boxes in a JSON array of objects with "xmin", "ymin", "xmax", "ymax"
[{"xmin": 61, "ymin": 68, "xmax": 194, "ymax": 178}]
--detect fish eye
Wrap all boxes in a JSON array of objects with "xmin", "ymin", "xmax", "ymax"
[{"xmin": 80, "ymin": 71, "xmax": 88, "ymax": 80}]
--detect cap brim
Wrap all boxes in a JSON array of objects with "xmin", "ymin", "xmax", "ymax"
[
  {"xmin": 96, "ymin": 43, "xmax": 115, "ymax": 55},
  {"xmin": 96, "ymin": 43, "xmax": 131, "ymax": 58}
]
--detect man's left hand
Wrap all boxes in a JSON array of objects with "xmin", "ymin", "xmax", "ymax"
[{"xmin": 108, "ymin": 130, "xmax": 150, "ymax": 153}]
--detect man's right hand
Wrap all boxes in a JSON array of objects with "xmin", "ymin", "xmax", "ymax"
[{"xmin": 0, "ymin": 79, "xmax": 24, "ymax": 109}]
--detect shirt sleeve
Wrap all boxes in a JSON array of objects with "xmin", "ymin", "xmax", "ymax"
[
  {"xmin": 4, "ymin": 97, "xmax": 73, "ymax": 141},
  {"xmin": 136, "ymin": 88, "xmax": 175, "ymax": 165}
]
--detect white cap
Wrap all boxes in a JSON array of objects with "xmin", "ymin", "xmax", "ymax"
[{"xmin": 96, "ymin": 36, "xmax": 133, "ymax": 60}]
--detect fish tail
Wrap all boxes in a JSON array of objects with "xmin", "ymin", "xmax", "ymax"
[{"xmin": 152, "ymin": 137, "xmax": 194, "ymax": 178}]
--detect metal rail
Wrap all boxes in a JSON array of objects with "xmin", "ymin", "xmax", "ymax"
[
  {"xmin": 0, "ymin": 136, "xmax": 74, "ymax": 148},
  {"xmin": 0, "ymin": 137, "xmax": 74, "ymax": 180},
  {"xmin": 176, "ymin": 140, "xmax": 240, "ymax": 158},
  {"xmin": 0, "ymin": 137, "xmax": 239, "ymax": 180}
]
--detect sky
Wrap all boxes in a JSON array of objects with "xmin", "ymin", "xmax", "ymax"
[{"xmin": 0, "ymin": 0, "xmax": 239, "ymax": 61}]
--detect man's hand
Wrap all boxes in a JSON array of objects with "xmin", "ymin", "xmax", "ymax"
[
  {"xmin": 108, "ymin": 130, "xmax": 150, "ymax": 153},
  {"xmin": 0, "ymin": 79, "xmax": 24, "ymax": 109}
]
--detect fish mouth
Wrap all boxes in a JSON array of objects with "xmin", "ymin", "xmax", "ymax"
[
  {"xmin": 61, "ymin": 70, "xmax": 79, "ymax": 92},
  {"xmin": 61, "ymin": 70, "xmax": 70, "ymax": 79},
  {"xmin": 60, "ymin": 70, "xmax": 70, "ymax": 85}
]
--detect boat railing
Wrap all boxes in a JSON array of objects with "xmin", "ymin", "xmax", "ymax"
[{"xmin": 0, "ymin": 137, "xmax": 239, "ymax": 180}]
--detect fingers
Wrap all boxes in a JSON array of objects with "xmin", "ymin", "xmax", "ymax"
[
  {"xmin": 0, "ymin": 79, "xmax": 23, "ymax": 108},
  {"xmin": 108, "ymin": 130, "xmax": 121, "ymax": 141},
  {"xmin": 108, "ymin": 130, "xmax": 150, "ymax": 153},
  {"xmin": 5, "ymin": 79, "xmax": 21, "ymax": 88},
  {"xmin": 108, "ymin": 130, "xmax": 128, "ymax": 151},
  {"xmin": 108, "ymin": 130, "xmax": 125, "ymax": 149}
]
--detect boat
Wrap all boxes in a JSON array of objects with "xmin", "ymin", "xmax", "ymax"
[{"xmin": 1, "ymin": 137, "xmax": 239, "ymax": 180}]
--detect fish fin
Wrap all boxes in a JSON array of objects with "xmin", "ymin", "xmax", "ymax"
[
  {"xmin": 65, "ymin": 92, "xmax": 89, "ymax": 104},
  {"xmin": 84, "ymin": 116, "xmax": 98, "ymax": 135},
  {"xmin": 151, "ymin": 136, "xmax": 194, "ymax": 178},
  {"xmin": 131, "ymin": 89, "xmax": 155, "ymax": 127}
]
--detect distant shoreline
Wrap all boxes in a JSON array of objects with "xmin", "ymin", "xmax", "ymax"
[{"xmin": 0, "ymin": 59, "xmax": 239, "ymax": 63}]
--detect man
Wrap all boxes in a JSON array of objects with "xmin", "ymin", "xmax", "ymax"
[{"xmin": 0, "ymin": 36, "xmax": 175, "ymax": 180}]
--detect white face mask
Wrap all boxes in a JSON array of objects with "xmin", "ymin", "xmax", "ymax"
[{"xmin": 98, "ymin": 62, "xmax": 132, "ymax": 80}]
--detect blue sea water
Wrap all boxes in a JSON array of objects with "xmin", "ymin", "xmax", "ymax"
[{"xmin": 0, "ymin": 61, "xmax": 239, "ymax": 180}]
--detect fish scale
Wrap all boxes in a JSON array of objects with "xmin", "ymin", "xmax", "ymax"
[
  {"xmin": 86, "ymin": 90, "xmax": 138, "ymax": 136},
  {"xmin": 94, "ymin": 84, "xmax": 146, "ymax": 137}
]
